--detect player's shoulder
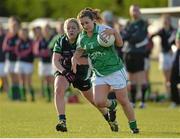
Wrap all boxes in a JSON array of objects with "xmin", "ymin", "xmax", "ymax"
[
  {"xmin": 52, "ymin": 34, "xmax": 61, "ymax": 40},
  {"xmin": 54, "ymin": 34, "xmax": 64, "ymax": 42},
  {"xmin": 53, "ymin": 35, "xmax": 63, "ymax": 48},
  {"xmin": 77, "ymin": 32, "xmax": 85, "ymax": 43},
  {"xmin": 54, "ymin": 34, "xmax": 67, "ymax": 45}
]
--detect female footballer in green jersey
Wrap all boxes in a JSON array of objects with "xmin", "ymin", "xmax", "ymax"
[
  {"xmin": 72, "ymin": 8, "xmax": 139, "ymax": 133},
  {"xmin": 52, "ymin": 18, "xmax": 118, "ymax": 132}
]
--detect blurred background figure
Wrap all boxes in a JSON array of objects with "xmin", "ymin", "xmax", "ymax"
[
  {"xmin": 56, "ymin": 19, "xmax": 65, "ymax": 36},
  {"xmin": 48, "ymin": 19, "xmax": 65, "ymax": 53},
  {"xmin": 32, "ymin": 26, "xmax": 45, "ymax": 98},
  {"xmin": 101, "ymin": 10, "xmax": 114, "ymax": 27},
  {"xmin": 122, "ymin": 5, "xmax": 149, "ymax": 108},
  {"xmin": 32, "ymin": 26, "xmax": 43, "ymax": 44},
  {"xmin": 3, "ymin": 16, "xmax": 21, "ymax": 100},
  {"xmin": 14, "ymin": 28, "xmax": 35, "ymax": 101},
  {"xmin": 34, "ymin": 24, "xmax": 54, "ymax": 102},
  {"xmin": 144, "ymin": 35, "xmax": 153, "ymax": 100},
  {"xmin": 0, "ymin": 23, "xmax": 8, "ymax": 94},
  {"xmin": 170, "ymin": 19, "xmax": 180, "ymax": 107},
  {"xmin": 150, "ymin": 14, "xmax": 176, "ymax": 98}
]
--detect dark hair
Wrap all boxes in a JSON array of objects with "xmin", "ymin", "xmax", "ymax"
[{"xmin": 77, "ymin": 7, "xmax": 102, "ymax": 23}]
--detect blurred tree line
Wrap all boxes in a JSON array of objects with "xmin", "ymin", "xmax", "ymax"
[{"xmin": 0, "ymin": 0, "xmax": 168, "ymax": 21}]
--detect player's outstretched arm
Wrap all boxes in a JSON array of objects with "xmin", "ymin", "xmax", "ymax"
[{"xmin": 52, "ymin": 52, "xmax": 65, "ymax": 73}]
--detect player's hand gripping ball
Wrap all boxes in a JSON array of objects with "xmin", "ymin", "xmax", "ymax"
[{"xmin": 97, "ymin": 31, "xmax": 115, "ymax": 47}]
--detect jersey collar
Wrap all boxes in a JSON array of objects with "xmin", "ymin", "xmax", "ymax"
[{"xmin": 82, "ymin": 23, "xmax": 98, "ymax": 35}]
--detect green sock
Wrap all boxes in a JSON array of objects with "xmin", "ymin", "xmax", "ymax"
[
  {"xmin": 30, "ymin": 87, "xmax": 35, "ymax": 101},
  {"xmin": 20, "ymin": 86, "xmax": 26, "ymax": 101},
  {"xmin": 8, "ymin": 86, "xmax": 13, "ymax": 100},
  {"xmin": 129, "ymin": 120, "xmax": 137, "ymax": 130},
  {"xmin": 41, "ymin": 84, "xmax": 45, "ymax": 97},
  {"xmin": 10, "ymin": 85, "xmax": 21, "ymax": 100},
  {"xmin": 45, "ymin": 85, "xmax": 51, "ymax": 102},
  {"xmin": 108, "ymin": 100, "xmax": 117, "ymax": 110}
]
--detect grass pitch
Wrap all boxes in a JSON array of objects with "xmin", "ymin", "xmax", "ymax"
[{"xmin": 0, "ymin": 93, "xmax": 180, "ymax": 138}]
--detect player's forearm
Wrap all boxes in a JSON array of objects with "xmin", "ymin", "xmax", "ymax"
[
  {"xmin": 52, "ymin": 53, "xmax": 65, "ymax": 73},
  {"xmin": 114, "ymin": 30, "xmax": 123, "ymax": 47}
]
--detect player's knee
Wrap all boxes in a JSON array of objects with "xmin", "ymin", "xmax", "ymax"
[
  {"xmin": 54, "ymin": 86, "xmax": 64, "ymax": 97},
  {"xmin": 118, "ymin": 98, "xmax": 129, "ymax": 107},
  {"xmin": 95, "ymin": 100, "xmax": 106, "ymax": 108}
]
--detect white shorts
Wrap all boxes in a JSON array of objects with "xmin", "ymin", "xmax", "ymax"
[
  {"xmin": 15, "ymin": 61, "xmax": 33, "ymax": 75},
  {"xmin": 38, "ymin": 61, "xmax": 53, "ymax": 76},
  {"xmin": 144, "ymin": 58, "xmax": 150, "ymax": 71},
  {"xmin": 159, "ymin": 52, "xmax": 173, "ymax": 70},
  {"xmin": 94, "ymin": 68, "xmax": 128, "ymax": 90},
  {"xmin": 0, "ymin": 63, "xmax": 6, "ymax": 76},
  {"xmin": 4, "ymin": 60, "xmax": 16, "ymax": 74}
]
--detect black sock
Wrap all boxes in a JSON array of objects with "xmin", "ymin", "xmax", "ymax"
[
  {"xmin": 30, "ymin": 87, "xmax": 35, "ymax": 101},
  {"xmin": 141, "ymin": 84, "xmax": 148, "ymax": 103},
  {"xmin": 130, "ymin": 84, "xmax": 137, "ymax": 104},
  {"xmin": 103, "ymin": 113, "xmax": 109, "ymax": 121},
  {"xmin": 58, "ymin": 114, "xmax": 66, "ymax": 122},
  {"xmin": 46, "ymin": 85, "xmax": 51, "ymax": 102}
]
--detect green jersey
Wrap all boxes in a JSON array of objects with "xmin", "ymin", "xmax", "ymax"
[{"xmin": 77, "ymin": 24, "xmax": 124, "ymax": 77}]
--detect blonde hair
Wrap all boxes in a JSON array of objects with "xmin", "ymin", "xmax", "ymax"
[{"xmin": 63, "ymin": 18, "xmax": 80, "ymax": 33}]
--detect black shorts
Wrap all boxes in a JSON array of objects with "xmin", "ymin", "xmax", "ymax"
[
  {"xmin": 72, "ymin": 79, "xmax": 92, "ymax": 92},
  {"xmin": 124, "ymin": 53, "xmax": 145, "ymax": 73},
  {"xmin": 54, "ymin": 71, "xmax": 92, "ymax": 92}
]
